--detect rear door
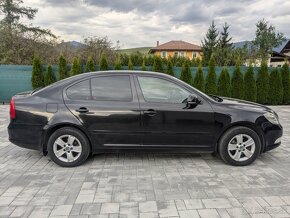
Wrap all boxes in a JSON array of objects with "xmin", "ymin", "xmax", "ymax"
[
  {"xmin": 134, "ymin": 75, "xmax": 215, "ymax": 148},
  {"xmin": 64, "ymin": 74, "xmax": 141, "ymax": 149}
]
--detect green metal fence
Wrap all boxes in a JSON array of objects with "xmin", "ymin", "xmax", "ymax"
[{"xmin": 0, "ymin": 64, "xmax": 273, "ymax": 103}]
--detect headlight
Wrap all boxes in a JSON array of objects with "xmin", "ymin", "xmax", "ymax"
[{"xmin": 264, "ymin": 111, "xmax": 279, "ymax": 125}]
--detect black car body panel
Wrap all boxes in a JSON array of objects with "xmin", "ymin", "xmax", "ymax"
[{"xmin": 8, "ymin": 71, "xmax": 283, "ymax": 155}]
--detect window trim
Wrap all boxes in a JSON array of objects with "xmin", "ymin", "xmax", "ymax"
[{"xmin": 136, "ymin": 75, "xmax": 191, "ymax": 105}]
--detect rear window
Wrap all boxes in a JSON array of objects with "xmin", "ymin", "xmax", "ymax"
[
  {"xmin": 66, "ymin": 80, "xmax": 90, "ymax": 100},
  {"xmin": 91, "ymin": 76, "xmax": 132, "ymax": 101}
]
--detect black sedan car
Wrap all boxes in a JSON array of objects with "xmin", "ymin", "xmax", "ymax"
[{"xmin": 8, "ymin": 71, "xmax": 282, "ymax": 167}]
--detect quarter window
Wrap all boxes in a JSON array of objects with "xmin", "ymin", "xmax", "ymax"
[
  {"xmin": 66, "ymin": 80, "xmax": 90, "ymax": 100},
  {"xmin": 138, "ymin": 76, "xmax": 190, "ymax": 104},
  {"xmin": 91, "ymin": 76, "xmax": 132, "ymax": 101}
]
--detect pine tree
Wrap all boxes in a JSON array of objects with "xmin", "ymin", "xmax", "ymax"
[
  {"xmin": 31, "ymin": 55, "xmax": 44, "ymax": 89},
  {"xmin": 78, "ymin": 59, "xmax": 83, "ymax": 74},
  {"xmin": 244, "ymin": 64, "xmax": 257, "ymax": 102},
  {"xmin": 141, "ymin": 57, "xmax": 147, "ymax": 71},
  {"xmin": 231, "ymin": 59, "xmax": 244, "ymax": 99},
  {"xmin": 193, "ymin": 63, "xmax": 205, "ymax": 92},
  {"xmin": 217, "ymin": 67, "xmax": 231, "ymax": 97},
  {"xmin": 128, "ymin": 57, "xmax": 133, "ymax": 70},
  {"xmin": 216, "ymin": 22, "xmax": 233, "ymax": 66},
  {"xmin": 202, "ymin": 20, "xmax": 219, "ymax": 65},
  {"xmin": 281, "ymin": 60, "xmax": 290, "ymax": 104},
  {"xmin": 58, "ymin": 55, "xmax": 68, "ymax": 79},
  {"xmin": 268, "ymin": 68, "xmax": 283, "ymax": 105},
  {"xmin": 153, "ymin": 56, "xmax": 164, "ymax": 73},
  {"xmin": 166, "ymin": 58, "xmax": 174, "ymax": 76},
  {"xmin": 114, "ymin": 55, "xmax": 122, "ymax": 70},
  {"xmin": 256, "ymin": 60, "xmax": 269, "ymax": 104},
  {"xmin": 45, "ymin": 65, "xmax": 56, "ymax": 86},
  {"xmin": 219, "ymin": 22, "xmax": 233, "ymax": 49},
  {"xmin": 180, "ymin": 60, "xmax": 192, "ymax": 84},
  {"xmin": 205, "ymin": 56, "xmax": 217, "ymax": 95},
  {"xmin": 70, "ymin": 57, "xmax": 82, "ymax": 76},
  {"xmin": 86, "ymin": 56, "xmax": 95, "ymax": 72},
  {"xmin": 99, "ymin": 53, "xmax": 108, "ymax": 70}
]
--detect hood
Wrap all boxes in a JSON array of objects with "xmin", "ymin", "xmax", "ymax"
[{"xmin": 219, "ymin": 97, "xmax": 272, "ymax": 113}]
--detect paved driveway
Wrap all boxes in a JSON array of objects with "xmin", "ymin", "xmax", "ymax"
[{"xmin": 0, "ymin": 105, "xmax": 290, "ymax": 218}]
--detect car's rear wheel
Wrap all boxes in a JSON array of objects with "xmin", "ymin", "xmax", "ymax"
[
  {"xmin": 218, "ymin": 126, "xmax": 261, "ymax": 166},
  {"xmin": 47, "ymin": 127, "xmax": 90, "ymax": 167}
]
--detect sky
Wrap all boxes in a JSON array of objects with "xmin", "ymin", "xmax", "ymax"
[{"xmin": 15, "ymin": 0, "xmax": 290, "ymax": 48}]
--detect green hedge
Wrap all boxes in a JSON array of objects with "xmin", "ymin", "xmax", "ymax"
[{"xmin": 0, "ymin": 63, "xmax": 290, "ymax": 104}]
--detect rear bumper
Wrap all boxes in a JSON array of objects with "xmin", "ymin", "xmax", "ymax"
[{"xmin": 8, "ymin": 122, "xmax": 43, "ymax": 151}]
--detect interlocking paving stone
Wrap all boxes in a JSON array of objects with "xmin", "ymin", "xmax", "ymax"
[{"xmin": 0, "ymin": 105, "xmax": 289, "ymax": 217}]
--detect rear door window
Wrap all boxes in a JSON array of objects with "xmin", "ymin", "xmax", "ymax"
[{"xmin": 91, "ymin": 76, "xmax": 132, "ymax": 101}]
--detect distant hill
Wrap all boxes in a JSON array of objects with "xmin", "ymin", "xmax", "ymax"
[
  {"xmin": 118, "ymin": 47, "xmax": 152, "ymax": 54},
  {"xmin": 59, "ymin": 41, "xmax": 84, "ymax": 48}
]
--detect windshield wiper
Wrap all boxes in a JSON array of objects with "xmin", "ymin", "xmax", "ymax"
[{"xmin": 210, "ymin": 95, "xmax": 223, "ymax": 102}]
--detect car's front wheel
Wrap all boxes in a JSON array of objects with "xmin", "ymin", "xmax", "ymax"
[
  {"xmin": 218, "ymin": 126, "xmax": 261, "ymax": 166},
  {"xmin": 47, "ymin": 127, "xmax": 90, "ymax": 167}
]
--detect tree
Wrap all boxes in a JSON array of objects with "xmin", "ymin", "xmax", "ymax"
[
  {"xmin": 217, "ymin": 67, "xmax": 231, "ymax": 97},
  {"xmin": 253, "ymin": 19, "xmax": 285, "ymax": 61},
  {"xmin": 70, "ymin": 57, "xmax": 82, "ymax": 76},
  {"xmin": 256, "ymin": 60, "xmax": 269, "ymax": 104},
  {"xmin": 180, "ymin": 60, "xmax": 192, "ymax": 84},
  {"xmin": 281, "ymin": 60, "xmax": 290, "ymax": 104},
  {"xmin": 0, "ymin": 0, "xmax": 56, "ymax": 64},
  {"xmin": 219, "ymin": 22, "xmax": 233, "ymax": 49},
  {"xmin": 215, "ymin": 22, "xmax": 233, "ymax": 66},
  {"xmin": 205, "ymin": 56, "xmax": 217, "ymax": 95},
  {"xmin": 193, "ymin": 63, "xmax": 205, "ymax": 92},
  {"xmin": 141, "ymin": 57, "xmax": 147, "ymax": 71},
  {"xmin": 114, "ymin": 55, "xmax": 121, "ymax": 70},
  {"xmin": 166, "ymin": 58, "xmax": 174, "ymax": 76},
  {"xmin": 0, "ymin": 0, "xmax": 54, "ymax": 36},
  {"xmin": 45, "ymin": 65, "xmax": 56, "ymax": 86},
  {"xmin": 128, "ymin": 57, "xmax": 133, "ymax": 70},
  {"xmin": 231, "ymin": 59, "xmax": 244, "ymax": 99},
  {"xmin": 31, "ymin": 55, "xmax": 44, "ymax": 89},
  {"xmin": 99, "ymin": 53, "xmax": 108, "ymax": 70},
  {"xmin": 268, "ymin": 68, "xmax": 283, "ymax": 105},
  {"xmin": 58, "ymin": 55, "xmax": 68, "ymax": 79},
  {"xmin": 153, "ymin": 56, "xmax": 164, "ymax": 73},
  {"xmin": 202, "ymin": 20, "xmax": 219, "ymax": 65},
  {"xmin": 244, "ymin": 64, "xmax": 257, "ymax": 102},
  {"xmin": 86, "ymin": 55, "xmax": 95, "ymax": 72}
]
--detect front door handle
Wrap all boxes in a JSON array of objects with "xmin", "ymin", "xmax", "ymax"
[
  {"xmin": 144, "ymin": 109, "xmax": 157, "ymax": 116},
  {"xmin": 76, "ymin": 107, "xmax": 89, "ymax": 113}
]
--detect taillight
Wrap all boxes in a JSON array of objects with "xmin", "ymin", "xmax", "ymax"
[{"xmin": 10, "ymin": 97, "xmax": 16, "ymax": 119}]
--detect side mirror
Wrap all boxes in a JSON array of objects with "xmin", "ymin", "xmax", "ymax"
[{"xmin": 184, "ymin": 94, "xmax": 201, "ymax": 109}]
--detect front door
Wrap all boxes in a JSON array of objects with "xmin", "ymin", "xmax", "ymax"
[
  {"xmin": 134, "ymin": 75, "xmax": 215, "ymax": 148},
  {"xmin": 64, "ymin": 74, "xmax": 141, "ymax": 149}
]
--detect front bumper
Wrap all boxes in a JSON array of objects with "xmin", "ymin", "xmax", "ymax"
[
  {"xmin": 261, "ymin": 122, "xmax": 283, "ymax": 152},
  {"xmin": 8, "ymin": 122, "xmax": 43, "ymax": 151}
]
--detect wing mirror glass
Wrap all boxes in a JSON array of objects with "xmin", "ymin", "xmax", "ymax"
[{"xmin": 184, "ymin": 94, "xmax": 201, "ymax": 109}]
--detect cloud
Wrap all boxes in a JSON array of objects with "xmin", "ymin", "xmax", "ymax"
[{"xmin": 15, "ymin": 0, "xmax": 290, "ymax": 48}]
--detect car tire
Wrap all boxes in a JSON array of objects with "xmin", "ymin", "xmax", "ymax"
[
  {"xmin": 218, "ymin": 126, "xmax": 261, "ymax": 166},
  {"xmin": 47, "ymin": 127, "xmax": 90, "ymax": 167}
]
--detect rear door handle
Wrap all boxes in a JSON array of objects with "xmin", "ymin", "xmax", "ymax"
[
  {"xmin": 144, "ymin": 109, "xmax": 157, "ymax": 116},
  {"xmin": 76, "ymin": 107, "xmax": 89, "ymax": 113}
]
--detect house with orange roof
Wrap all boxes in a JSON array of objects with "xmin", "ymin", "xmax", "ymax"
[{"xmin": 149, "ymin": 40, "xmax": 203, "ymax": 60}]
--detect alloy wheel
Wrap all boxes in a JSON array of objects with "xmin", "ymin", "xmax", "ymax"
[
  {"xmin": 53, "ymin": 135, "xmax": 82, "ymax": 162},
  {"xmin": 227, "ymin": 134, "xmax": 256, "ymax": 162}
]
